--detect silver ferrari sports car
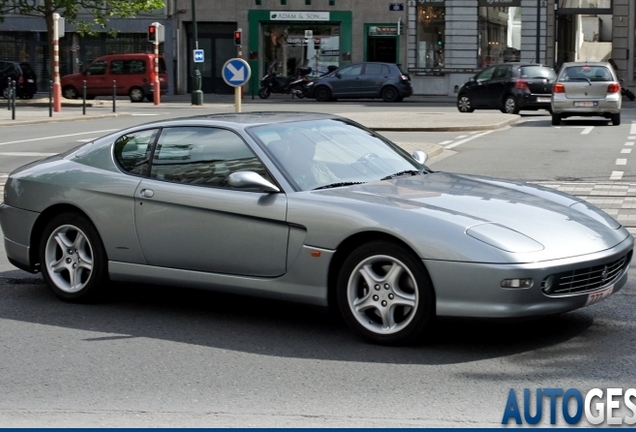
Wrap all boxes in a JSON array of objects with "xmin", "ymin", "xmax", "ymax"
[{"xmin": 0, "ymin": 112, "xmax": 632, "ymax": 344}]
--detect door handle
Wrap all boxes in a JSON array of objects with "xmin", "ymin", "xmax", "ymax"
[{"xmin": 140, "ymin": 189, "xmax": 154, "ymax": 198}]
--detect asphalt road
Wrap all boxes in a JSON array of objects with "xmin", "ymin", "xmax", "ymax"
[{"xmin": 0, "ymin": 101, "xmax": 635, "ymax": 427}]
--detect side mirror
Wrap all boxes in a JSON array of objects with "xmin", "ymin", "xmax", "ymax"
[
  {"xmin": 228, "ymin": 171, "xmax": 280, "ymax": 193},
  {"xmin": 335, "ymin": 72, "xmax": 341, "ymax": 79},
  {"xmin": 412, "ymin": 150, "xmax": 428, "ymax": 165}
]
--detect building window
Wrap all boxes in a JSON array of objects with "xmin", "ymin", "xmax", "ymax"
[
  {"xmin": 416, "ymin": 5, "xmax": 445, "ymax": 68},
  {"xmin": 478, "ymin": 6, "xmax": 521, "ymax": 67}
]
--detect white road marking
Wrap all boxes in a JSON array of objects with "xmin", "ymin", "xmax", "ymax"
[
  {"xmin": 446, "ymin": 130, "xmax": 495, "ymax": 149},
  {"xmin": 621, "ymin": 149, "xmax": 632, "ymax": 154},
  {"xmin": 0, "ymin": 129, "xmax": 117, "ymax": 147},
  {"xmin": 616, "ymin": 159, "xmax": 627, "ymax": 166},
  {"xmin": 630, "ymin": 123, "xmax": 636, "ymax": 135},
  {"xmin": 626, "ymin": 142, "xmax": 634, "ymax": 146},
  {"xmin": 610, "ymin": 171, "xmax": 624, "ymax": 180},
  {"xmin": 439, "ymin": 140, "xmax": 453, "ymax": 145},
  {"xmin": 0, "ymin": 152, "xmax": 57, "ymax": 157}
]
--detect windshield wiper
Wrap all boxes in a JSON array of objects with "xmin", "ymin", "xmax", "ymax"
[
  {"xmin": 380, "ymin": 170, "xmax": 423, "ymax": 181},
  {"xmin": 312, "ymin": 181, "xmax": 366, "ymax": 191}
]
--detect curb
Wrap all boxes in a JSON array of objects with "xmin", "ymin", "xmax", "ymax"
[{"xmin": 0, "ymin": 112, "xmax": 128, "ymax": 127}]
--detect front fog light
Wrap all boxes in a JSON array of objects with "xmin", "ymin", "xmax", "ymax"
[
  {"xmin": 501, "ymin": 278, "xmax": 533, "ymax": 289},
  {"xmin": 541, "ymin": 275, "xmax": 556, "ymax": 294}
]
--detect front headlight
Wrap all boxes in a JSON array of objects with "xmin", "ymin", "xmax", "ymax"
[{"xmin": 307, "ymin": 82, "xmax": 314, "ymax": 87}]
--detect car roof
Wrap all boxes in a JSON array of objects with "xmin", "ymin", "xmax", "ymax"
[
  {"xmin": 560, "ymin": 61, "xmax": 611, "ymax": 67},
  {"xmin": 125, "ymin": 111, "xmax": 346, "ymax": 130},
  {"xmin": 95, "ymin": 53, "xmax": 160, "ymax": 60}
]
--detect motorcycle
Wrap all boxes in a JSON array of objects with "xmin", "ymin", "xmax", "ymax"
[{"xmin": 258, "ymin": 61, "xmax": 312, "ymax": 99}]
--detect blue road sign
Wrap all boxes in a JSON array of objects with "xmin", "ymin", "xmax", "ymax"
[
  {"xmin": 390, "ymin": 3, "xmax": 404, "ymax": 11},
  {"xmin": 222, "ymin": 58, "xmax": 251, "ymax": 87},
  {"xmin": 193, "ymin": 49, "xmax": 204, "ymax": 63}
]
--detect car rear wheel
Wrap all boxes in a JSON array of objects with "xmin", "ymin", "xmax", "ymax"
[
  {"xmin": 551, "ymin": 113, "xmax": 561, "ymax": 126},
  {"xmin": 502, "ymin": 96, "xmax": 520, "ymax": 114},
  {"xmin": 457, "ymin": 94, "xmax": 474, "ymax": 112},
  {"xmin": 336, "ymin": 241, "xmax": 435, "ymax": 345},
  {"xmin": 62, "ymin": 86, "xmax": 78, "ymax": 100},
  {"xmin": 314, "ymin": 86, "xmax": 332, "ymax": 102},
  {"xmin": 129, "ymin": 87, "xmax": 145, "ymax": 103},
  {"xmin": 611, "ymin": 112, "xmax": 621, "ymax": 126},
  {"xmin": 381, "ymin": 86, "xmax": 399, "ymax": 102},
  {"xmin": 39, "ymin": 212, "xmax": 108, "ymax": 302}
]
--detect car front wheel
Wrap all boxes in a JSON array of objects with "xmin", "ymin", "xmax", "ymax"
[
  {"xmin": 314, "ymin": 86, "xmax": 332, "ymax": 102},
  {"xmin": 502, "ymin": 95, "xmax": 520, "ymax": 114},
  {"xmin": 457, "ymin": 94, "xmax": 474, "ymax": 112},
  {"xmin": 39, "ymin": 212, "xmax": 109, "ymax": 302},
  {"xmin": 336, "ymin": 241, "xmax": 435, "ymax": 345}
]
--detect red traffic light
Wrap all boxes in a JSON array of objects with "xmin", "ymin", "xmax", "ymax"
[
  {"xmin": 234, "ymin": 30, "xmax": 242, "ymax": 46},
  {"xmin": 148, "ymin": 25, "xmax": 157, "ymax": 42}
]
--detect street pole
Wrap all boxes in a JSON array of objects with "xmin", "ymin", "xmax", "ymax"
[
  {"xmin": 191, "ymin": 0, "xmax": 203, "ymax": 105},
  {"xmin": 53, "ymin": 13, "xmax": 61, "ymax": 112},
  {"xmin": 535, "ymin": 0, "xmax": 541, "ymax": 63},
  {"xmin": 154, "ymin": 23, "xmax": 160, "ymax": 105}
]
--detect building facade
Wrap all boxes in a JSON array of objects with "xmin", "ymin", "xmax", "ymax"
[{"xmin": 0, "ymin": 0, "xmax": 634, "ymax": 97}]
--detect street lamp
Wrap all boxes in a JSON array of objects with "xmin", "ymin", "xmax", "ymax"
[{"xmin": 191, "ymin": 0, "xmax": 203, "ymax": 105}]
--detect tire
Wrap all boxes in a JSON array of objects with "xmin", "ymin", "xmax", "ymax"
[
  {"xmin": 551, "ymin": 113, "xmax": 561, "ymax": 126},
  {"xmin": 381, "ymin": 86, "xmax": 399, "ymax": 102},
  {"xmin": 2, "ymin": 87, "xmax": 10, "ymax": 99},
  {"xmin": 314, "ymin": 86, "xmax": 332, "ymax": 102},
  {"xmin": 502, "ymin": 95, "xmax": 519, "ymax": 114},
  {"xmin": 336, "ymin": 241, "xmax": 435, "ymax": 345},
  {"xmin": 62, "ymin": 85, "xmax": 78, "ymax": 100},
  {"xmin": 39, "ymin": 212, "xmax": 109, "ymax": 302},
  {"xmin": 258, "ymin": 87, "xmax": 271, "ymax": 99},
  {"xmin": 611, "ymin": 112, "xmax": 621, "ymax": 126},
  {"xmin": 457, "ymin": 94, "xmax": 474, "ymax": 112},
  {"xmin": 129, "ymin": 87, "xmax": 144, "ymax": 102}
]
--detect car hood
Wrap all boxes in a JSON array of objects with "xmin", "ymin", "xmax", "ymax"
[{"xmin": 309, "ymin": 172, "xmax": 629, "ymax": 261}]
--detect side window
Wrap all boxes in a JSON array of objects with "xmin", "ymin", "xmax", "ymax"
[
  {"xmin": 127, "ymin": 60, "xmax": 146, "ymax": 74},
  {"xmin": 493, "ymin": 66, "xmax": 512, "ymax": 79},
  {"xmin": 150, "ymin": 127, "xmax": 272, "ymax": 188},
  {"xmin": 114, "ymin": 129, "xmax": 158, "ymax": 175},
  {"xmin": 339, "ymin": 64, "xmax": 363, "ymax": 77},
  {"xmin": 86, "ymin": 60, "xmax": 107, "ymax": 76},
  {"xmin": 365, "ymin": 64, "xmax": 383, "ymax": 75},
  {"xmin": 476, "ymin": 67, "xmax": 495, "ymax": 82},
  {"xmin": 110, "ymin": 61, "xmax": 124, "ymax": 75}
]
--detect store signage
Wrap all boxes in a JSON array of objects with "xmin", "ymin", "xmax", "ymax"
[
  {"xmin": 477, "ymin": 0, "xmax": 522, "ymax": 6},
  {"xmin": 270, "ymin": 11, "xmax": 330, "ymax": 21},
  {"xmin": 410, "ymin": 67, "xmax": 482, "ymax": 76},
  {"xmin": 368, "ymin": 26, "xmax": 398, "ymax": 36}
]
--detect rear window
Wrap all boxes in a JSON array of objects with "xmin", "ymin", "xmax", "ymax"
[
  {"xmin": 562, "ymin": 65, "xmax": 613, "ymax": 82},
  {"xmin": 519, "ymin": 66, "xmax": 556, "ymax": 80}
]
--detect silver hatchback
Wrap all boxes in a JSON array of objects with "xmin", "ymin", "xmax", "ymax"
[{"xmin": 551, "ymin": 61, "xmax": 622, "ymax": 126}]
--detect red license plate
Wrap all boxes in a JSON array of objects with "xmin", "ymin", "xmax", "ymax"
[{"xmin": 585, "ymin": 284, "xmax": 614, "ymax": 306}]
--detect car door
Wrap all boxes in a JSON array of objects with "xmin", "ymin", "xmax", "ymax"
[
  {"xmin": 133, "ymin": 126, "xmax": 289, "ymax": 277},
  {"xmin": 466, "ymin": 66, "xmax": 496, "ymax": 107},
  {"xmin": 330, "ymin": 64, "xmax": 364, "ymax": 97},
  {"xmin": 358, "ymin": 63, "xmax": 391, "ymax": 96},
  {"xmin": 82, "ymin": 60, "xmax": 109, "ymax": 95},
  {"xmin": 486, "ymin": 65, "xmax": 512, "ymax": 107}
]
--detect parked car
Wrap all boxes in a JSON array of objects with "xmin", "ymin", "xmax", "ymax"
[
  {"xmin": 457, "ymin": 62, "xmax": 556, "ymax": 114},
  {"xmin": 0, "ymin": 60, "xmax": 37, "ymax": 99},
  {"xmin": 551, "ymin": 61, "xmax": 622, "ymax": 126},
  {"xmin": 61, "ymin": 53, "xmax": 167, "ymax": 102},
  {"xmin": 0, "ymin": 112, "xmax": 632, "ymax": 345},
  {"xmin": 306, "ymin": 62, "xmax": 412, "ymax": 102}
]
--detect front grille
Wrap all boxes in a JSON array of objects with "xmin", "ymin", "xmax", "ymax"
[{"xmin": 545, "ymin": 251, "xmax": 632, "ymax": 295}]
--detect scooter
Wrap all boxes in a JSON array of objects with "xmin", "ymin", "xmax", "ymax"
[{"xmin": 258, "ymin": 61, "xmax": 312, "ymax": 99}]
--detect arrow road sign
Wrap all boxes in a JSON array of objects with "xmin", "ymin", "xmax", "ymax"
[
  {"xmin": 222, "ymin": 58, "xmax": 251, "ymax": 87},
  {"xmin": 193, "ymin": 49, "xmax": 204, "ymax": 63}
]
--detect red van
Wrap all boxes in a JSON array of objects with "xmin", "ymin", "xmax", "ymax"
[{"xmin": 61, "ymin": 53, "xmax": 168, "ymax": 102}]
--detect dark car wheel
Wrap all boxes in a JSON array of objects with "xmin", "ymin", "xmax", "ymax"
[
  {"xmin": 502, "ymin": 96, "xmax": 520, "ymax": 114},
  {"xmin": 336, "ymin": 241, "xmax": 435, "ymax": 345},
  {"xmin": 457, "ymin": 94, "xmax": 474, "ymax": 112},
  {"xmin": 258, "ymin": 87, "xmax": 271, "ymax": 99},
  {"xmin": 612, "ymin": 112, "xmax": 621, "ymax": 126},
  {"xmin": 39, "ymin": 212, "xmax": 109, "ymax": 302},
  {"xmin": 551, "ymin": 113, "xmax": 561, "ymax": 126},
  {"xmin": 62, "ymin": 86, "xmax": 78, "ymax": 100},
  {"xmin": 2, "ymin": 87, "xmax": 10, "ymax": 99},
  {"xmin": 129, "ymin": 87, "xmax": 145, "ymax": 102},
  {"xmin": 314, "ymin": 86, "xmax": 332, "ymax": 102},
  {"xmin": 381, "ymin": 86, "xmax": 399, "ymax": 102}
]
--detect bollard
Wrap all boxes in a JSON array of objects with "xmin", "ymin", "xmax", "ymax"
[
  {"xmin": 11, "ymin": 80, "xmax": 16, "ymax": 120},
  {"xmin": 49, "ymin": 80, "xmax": 53, "ymax": 117},
  {"xmin": 82, "ymin": 80, "xmax": 86, "ymax": 115},
  {"xmin": 7, "ymin": 77, "xmax": 10, "ymax": 111},
  {"xmin": 112, "ymin": 80, "xmax": 116, "ymax": 113}
]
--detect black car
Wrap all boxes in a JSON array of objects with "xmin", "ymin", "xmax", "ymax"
[
  {"xmin": 457, "ymin": 63, "xmax": 556, "ymax": 114},
  {"xmin": 0, "ymin": 60, "xmax": 37, "ymax": 99},
  {"xmin": 306, "ymin": 62, "xmax": 413, "ymax": 102}
]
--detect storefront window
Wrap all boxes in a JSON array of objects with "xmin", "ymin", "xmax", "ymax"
[
  {"xmin": 558, "ymin": 0, "xmax": 611, "ymax": 8},
  {"xmin": 416, "ymin": 4, "xmax": 445, "ymax": 68},
  {"xmin": 263, "ymin": 24, "xmax": 339, "ymax": 77},
  {"xmin": 478, "ymin": 4, "xmax": 521, "ymax": 67}
]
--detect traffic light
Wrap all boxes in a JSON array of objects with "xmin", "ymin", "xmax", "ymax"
[
  {"xmin": 437, "ymin": 32, "xmax": 444, "ymax": 47},
  {"xmin": 234, "ymin": 30, "xmax": 242, "ymax": 46},
  {"xmin": 148, "ymin": 25, "xmax": 157, "ymax": 43}
]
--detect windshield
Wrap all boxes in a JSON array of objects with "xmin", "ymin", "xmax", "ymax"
[{"xmin": 248, "ymin": 119, "xmax": 428, "ymax": 192}]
